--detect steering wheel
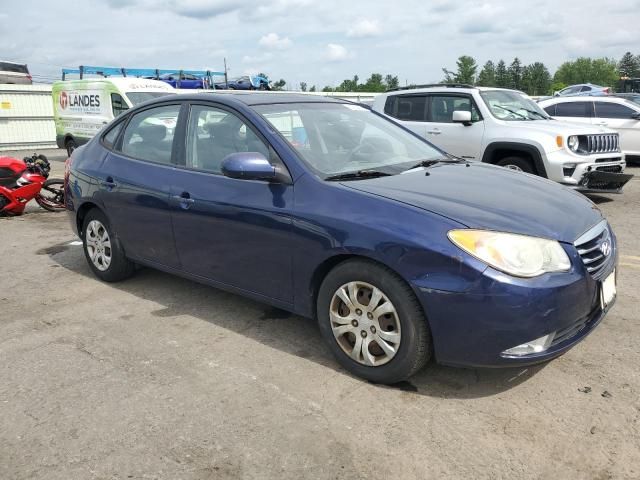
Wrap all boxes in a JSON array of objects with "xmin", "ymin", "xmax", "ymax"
[{"xmin": 347, "ymin": 141, "xmax": 381, "ymax": 165}]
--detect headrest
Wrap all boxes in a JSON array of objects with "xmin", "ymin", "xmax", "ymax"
[{"xmin": 138, "ymin": 124, "xmax": 166, "ymax": 142}]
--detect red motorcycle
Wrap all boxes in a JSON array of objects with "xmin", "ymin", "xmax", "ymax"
[{"xmin": 0, "ymin": 153, "xmax": 65, "ymax": 216}]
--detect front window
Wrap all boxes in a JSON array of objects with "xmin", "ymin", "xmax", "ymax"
[
  {"xmin": 125, "ymin": 91, "xmax": 172, "ymax": 106},
  {"xmin": 480, "ymin": 90, "xmax": 549, "ymax": 121},
  {"xmin": 254, "ymin": 102, "xmax": 443, "ymax": 177}
]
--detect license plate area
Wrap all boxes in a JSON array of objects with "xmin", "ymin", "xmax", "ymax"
[{"xmin": 600, "ymin": 269, "xmax": 616, "ymax": 310}]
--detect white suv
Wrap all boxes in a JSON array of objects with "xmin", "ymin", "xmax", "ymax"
[
  {"xmin": 372, "ymin": 85, "xmax": 632, "ymax": 193},
  {"xmin": 538, "ymin": 95, "xmax": 640, "ymax": 165}
]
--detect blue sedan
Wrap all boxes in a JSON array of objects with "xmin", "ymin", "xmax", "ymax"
[{"xmin": 64, "ymin": 93, "xmax": 618, "ymax": 384}]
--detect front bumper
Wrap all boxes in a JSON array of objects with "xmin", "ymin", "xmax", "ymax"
[
  {"xmin": 415, "ymin": 245, "xmax": 616, "ymax": 368},
  {"xmin": 545, "ymin": 150, "xmax": 631, "ymax": 192},
  {"xmin": 573, "ymin": 170, "xmax": 634, "ymax": 194}
]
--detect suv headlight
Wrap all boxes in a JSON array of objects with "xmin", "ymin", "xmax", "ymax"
[
  {"xmin": 448, "ymin": 230, "xmax": 571, "ymax": 278},
  {"xmin": 568, "ymin": 135, "xmax": 579, "ymax": 152}
]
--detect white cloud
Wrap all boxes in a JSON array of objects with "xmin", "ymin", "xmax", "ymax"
[
  {"xmin": 324, "ymin": 43, "xmax": 352, "ymax": 62},
  {"xmin": 258, "ymin": 32, "xmax": 292, "ymax": 49},
  {"xmin": 242, "ymin": 52, "xmax": 274, "ymax": 63},
  {"xmin": 347, "ymin": 19, "xmax": 381, "ymax": 38}
]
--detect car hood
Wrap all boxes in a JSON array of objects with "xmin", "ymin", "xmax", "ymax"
[
  {"xmin": 498, "ymin": 119, "xmax": 616, "ymax": 136},
  {"xmin": 343, "ymin": 162, "xmax": 603, "ymax": 243}
]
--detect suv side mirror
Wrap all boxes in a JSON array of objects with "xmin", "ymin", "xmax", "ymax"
[
  {"xmin": 631, "ymin": 112, "xmax": 640, "ymax": 120},
  {"xmin": 452, "ymin": 110, "xmax": 472, "ymax": 125}
]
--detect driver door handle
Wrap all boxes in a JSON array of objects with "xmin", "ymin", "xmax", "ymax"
[
  {"xmin": 172, "ymin": 192, "xmax": 195, "ymax": 209},
  {"xmin": 427, "ymin": 129, "xmax": 442, "ymax": 135}
]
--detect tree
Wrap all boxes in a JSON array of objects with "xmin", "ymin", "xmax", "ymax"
[
  {"xmin": 618, "ymin": 51, "xmax": 640, "ymax": 78},
  {"xmin": 495, "ymin": 60, "xmax": 509, "ymax": 88},
  {"xmin": 509, "ymin": 57, "xmax": 523, "ymax": 90},
  {"xmin": 442, "ymin": 55, "xmax": 477, "ymax": 84},
  {"xmin": 271, "ymin": 79, "xmax": 287, "ymax": 90},
  {"xmin": 477, "ymin": 61, "xmax": 496, "ymax": 87},
  {"xmin": 309, "ymin": 85, "xmax": 316, "ymax": 92},
  {"xmin": 299, "ymin": 82, "xmax": 307, "ymax": 92},
  {"xmin": 384, "ymin": 74, "xmax": 399, "ymax": 90},
  {"xmin": 554, "ymin": 57, "xmax": 618, "ymax": 88},
  {"xmin": 321, "ymin": 86, "xmax": 334, "ymax": 92},
  {"xmin": 521, "ymin": 62, "xmax": 551, "ymax": 95}
]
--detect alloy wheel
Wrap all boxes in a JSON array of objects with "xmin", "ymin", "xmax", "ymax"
[{"xmin": 86, "ymin": 220, "xmax": 112, "ymax": 271}]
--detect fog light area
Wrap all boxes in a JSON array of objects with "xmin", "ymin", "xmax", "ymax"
[{"xmin": 501, "ymin": 333, "xmax": 554, "ymax": 357}]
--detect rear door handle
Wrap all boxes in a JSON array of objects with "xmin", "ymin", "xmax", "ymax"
[
  {"xmin": 100, "ymin": 177, "xmax": 117, "ymax": 190},
  {"xmin": 172, "ymin": 192, "xmax": 195, "ymax": 209}
]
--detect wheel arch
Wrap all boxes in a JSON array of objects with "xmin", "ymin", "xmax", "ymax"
[
  {"xmin": 75, "ymin": 201, "xmax": 101, "ymax": 238},
  {"xmin": 482, "ymin": 142, "xmax": 548, "ymax": 178}
]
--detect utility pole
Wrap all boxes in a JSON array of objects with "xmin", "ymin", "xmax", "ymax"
[{"xmin": 224, "ymin": 58, "xmax": 228, "ymax": 88}]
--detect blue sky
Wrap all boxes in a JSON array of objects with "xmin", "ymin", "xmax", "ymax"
[{"xmin": 2, "ymin": 0, "xmax": 640, "ymax": 88}]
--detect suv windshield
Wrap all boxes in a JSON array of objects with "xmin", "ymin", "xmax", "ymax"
[
  {"xmin": 125, "ymin": 92, "xmax": 171, "ymax": 105},
  {"xmin": 254, "ymin": 102, "xmax": 443, "ymax": 178},
  {"xmin": 480, "ymin": 90, "xmax": 549, "ymax": 121}
]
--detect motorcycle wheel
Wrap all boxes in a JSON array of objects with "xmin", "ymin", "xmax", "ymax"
[{"xmin": 35, "ymin": 179, "xmax": 65, "ymax": 212}]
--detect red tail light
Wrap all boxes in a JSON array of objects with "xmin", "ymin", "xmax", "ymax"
[{"xmin": 603, "ymin": 87, "xmax": 610, "ymax": 94}]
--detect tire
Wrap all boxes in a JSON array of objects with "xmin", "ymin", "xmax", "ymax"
[
  {"xmin": 35, "ymin": 179, "xmax": 65, "ymax": 212},
  {"xmin": 65, "ymin": 138, "xmax": 77, "ymax": 157},
  {"xmin": 496, "ymin": 156, "xmax": 535, "ymax": 174},
  {"xmin": 82, "ymin": 209, "xmax": 135, "ymax": 282},
  {"xmin": 316, "ymin": 259, "xmax": 432, "ymax": 384}
]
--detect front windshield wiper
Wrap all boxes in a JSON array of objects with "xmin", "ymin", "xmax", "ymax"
[
  {"xmin": 404, "ymin": 154, "xmax": 467, "ymax": 171},
  {"xmin": 324, "ymin": 170, "xmax": 394, "ymax": 181},
  {"xmin": 520, "ymin": 107, "xmax": 548, "ymax": 120},
  {"xmin": 492, "ymin": 104, "xmax": 529, "ymax": 119}
]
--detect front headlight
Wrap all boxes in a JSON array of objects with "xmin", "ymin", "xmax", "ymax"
[
  {"xmin": 448, "ymin": 230, "xmax": 571, "ymax": 278},
  {"xmin": 568, "ymin": 135, "xmax": 579, "ymax": 152}
]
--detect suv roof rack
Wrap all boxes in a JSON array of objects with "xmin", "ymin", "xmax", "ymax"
[{"xmin": 386, "ymin": 83, "xmax": 476, "ymax": 92}]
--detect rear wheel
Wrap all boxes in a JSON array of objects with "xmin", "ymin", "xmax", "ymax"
[
  {"xmin": 317, "ymin": 259, "xmax": 431, "ymax": 384},
  {"xmin": 65, "ymin": 138, "xmax": 77, "ymax": 157},
  {"xmin": 82, "ymin": 209, "xmax": 135, "ymax": 282},
  {"xmin": 496, "ymin": 156, "xmax": 535, "ymax": 174},
  {"xmin": 35, "ymin": 179, "xmax": 65, "ymax": 211}
]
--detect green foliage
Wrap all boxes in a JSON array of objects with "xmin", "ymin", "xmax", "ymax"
[
  {"xmin": 271, "ymin": 79, "xmax": 287, "ymax": 91},
  {"xmin": 322, "ymin": 73, "xmax": 401, "ymax": 93},
  {"xmin": 299, "ymin": 82, "xmax": 307, "ymax": 92},
  {"xmin": 442, "ymin": 55, "xmax": 477, "ymax": 84},
  {"xmin": 477, "ymin": 61, "xmax": 496, "ymax": 87},
  {"xmin": 618, "ymin": 52, "xmax": 640, "ymax": 78},
  {"xmin": 509, "ymin": 58, "xmax": 522, "ymax": 90},
  {"xmin": 553, "ymin": 57, "xmax": 618, "ymax": 88},
  {"xmin": 495, "ymin": 60, "xmax": 509, "ymax": 88},
  {"xmin": 309, "ymin": 85, "xmax": 316, "ymax": 92},
  {"xmin": 521, "ymin": 62, "xmax": 552, "ymax": 96}
]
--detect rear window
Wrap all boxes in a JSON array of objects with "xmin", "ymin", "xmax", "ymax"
[
  {"xmin": 384, "ymin": 95, "xmax": 428, "ymax": 122},
  {"xmin": 0, "ymin": 62, "xmax": 29, "ymax": 74},
  {"xmin": 555, "ymin": 102, "xmax": 592, "ymax": 118}
]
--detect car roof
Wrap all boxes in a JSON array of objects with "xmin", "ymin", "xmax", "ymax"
[
  {"xmin": 384, "ymin": 85, "xmax": 523, "ymax": 95},
  {"xmin": 540, "ymin": 96, "xmax": 626, "ymax": 104}
]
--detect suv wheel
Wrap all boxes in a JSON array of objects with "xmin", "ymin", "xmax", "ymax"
[
  {"xmin": 317, "ymin": 259, "xmax": 432, "ymax": 384},
  {"xmin": 496, "ymin": 156, "xmax": 535, "ymax": 174}
]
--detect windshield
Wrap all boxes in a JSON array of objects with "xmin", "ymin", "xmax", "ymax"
[
  {"xmin": 125, "ymin": 91, "xmax": 171, "ymax": 105},
  {"xmin": 253, "ymin": 103, "xmax": 443, "ymax": 177},
  {"xmin": 480, "ymin": 90, "xmax": 550, "ymax": 121}
]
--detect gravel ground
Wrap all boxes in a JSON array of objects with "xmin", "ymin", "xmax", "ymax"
[{"xmin": 0, "ymin": 159, "xmax": 639, "ymax": 480}]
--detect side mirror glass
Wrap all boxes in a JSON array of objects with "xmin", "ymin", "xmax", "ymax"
[
  {"xmin": 631, "ymin": 112, "xmax": 640, "ymax": 120},
  {"xmin": 221, "ymin": 152, "xmax": 276, "ymax": 181},
  {"xmin": 452, "ymin": 110, "xmax": 472, "ymax": 125}
]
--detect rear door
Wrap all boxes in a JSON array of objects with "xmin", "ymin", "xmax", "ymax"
[
  {"xmin": 552, "ymin": 101, "xmax": 593, "ymax": 125},
  {"xmin": 424, "ymin": 93, "xmax": 485, "ymax": 159},
  {"xmin": 168, "ymin": 102, "xmax": 295, "ymax": 302},
  {"xmin": 383, "ymin": 94, "xmax": 428, "ymax": 138},
  {"xmin": 593, "ymin": 101, "xmax": 640, "ymax": 153},
  {"xmin": 98, "ymin": 103, "xmax": 183, "ymax": 268}
]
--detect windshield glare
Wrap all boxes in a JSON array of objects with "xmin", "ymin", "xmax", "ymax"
[
  {"xmin": 254, "ymin": 103, "xmax": 442, "ymax": 177},
  {"xmin": 480, "ymin": 90, "xmax": 549, "ymax": 121},
  {"xmin": 125, "ymin": 91, "xmax": 171, "ymax": 105}
]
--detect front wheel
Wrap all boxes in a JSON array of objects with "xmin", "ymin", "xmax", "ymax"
[
  {"xmin": 82, "ymin": 209, "xmax": 135, "ymax": 282},
  {"xmin": 317, "ymin": 260, "xmax": 432, "ymax": 384},
  {"xmin": 35, "ymin": 179, "xmax": 65, "ymax": 211},
  {"xmin": 65, "ymin": 138, "xmax": 77, "ymax": 157},
  {"xmin": 496, "ymin": 156, "xmax": 535, "ymax": 174}
]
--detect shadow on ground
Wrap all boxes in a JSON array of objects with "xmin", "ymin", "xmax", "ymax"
[{"xmin": 46, "ymin": 240, "xmax": 547, "ymax": 400}]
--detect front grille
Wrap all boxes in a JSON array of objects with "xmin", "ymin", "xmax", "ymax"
[
  {"xmin": 584, "ymin": 134, "xmax": 619, "ymax": 154},
  {"xmin": 574, "ymin": 221, "xmax": 614, "ymax": 280},
  {"xmin": 596, "ymin": 165, "xmax": 623, "ymax": 173}
]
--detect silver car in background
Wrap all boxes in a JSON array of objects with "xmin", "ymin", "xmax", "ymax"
[{"xmin": 0, "ymin": 61, "xmax": 32, "ymax": 85}]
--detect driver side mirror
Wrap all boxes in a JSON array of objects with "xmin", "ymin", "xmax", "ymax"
[
  {"xmin": 631, "ymin": 112, "xmax": 640, "ymax": 120},
  {"xmin": 452, "ymin": 110, "xmax": 472, "ymax": 126}
]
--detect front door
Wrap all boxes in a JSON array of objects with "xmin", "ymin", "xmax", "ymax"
[
  {"xmin": 169, "ymin": 103, "xmax": 295, "ymax": 303},
  {"xmin": 425, "ymin": 94, "xmax": 485, "ymax": 160},
  {"xmin": 98, "ymin": 103, "xmax": 182, "ymax": 269}
]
